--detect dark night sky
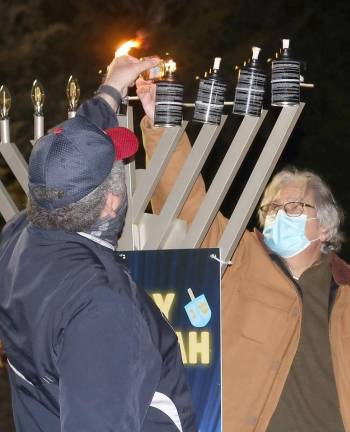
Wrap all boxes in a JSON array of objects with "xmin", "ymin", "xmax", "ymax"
[{"xmin": 0, "ymin": 0, "xmax": 350, "ymax": 257}]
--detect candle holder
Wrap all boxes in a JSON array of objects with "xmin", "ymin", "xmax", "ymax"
[
  {"xmin": 193, "ymin": 57, "xmax": 227, "ymax": 125},
  {"xmin": 154, "ymin": 57, "xmax": 184, "ymax": 128},
  {"xmin": 271, "ymin": 39, "xmax": 301, "ymax": 107},
  {"xmin": 31, "ymin": 79, "xmax": 45, "ymax": 141},
  {"xmin": 140, "ymin": 57, "xmax": 165, "ymax": 81},
  {"xmin": 233, "ymin": 47, "xmax": 267, "ymax": 117}
]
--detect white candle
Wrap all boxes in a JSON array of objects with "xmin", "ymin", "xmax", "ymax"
[
  {"xmin": 0, "ymin": 118, "xmax": 10, "ymax": 143},
  {"xmin": 34, "ymin": 114, "xmax": 44, "ymax": 141}
]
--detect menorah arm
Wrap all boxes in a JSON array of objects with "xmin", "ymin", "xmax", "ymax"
[{"xmin": 140, "ymin": 115, "xmax": 227, "ymax": 248}]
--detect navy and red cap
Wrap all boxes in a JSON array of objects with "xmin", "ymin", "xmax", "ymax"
[{"xmin": 28, "ymin": 115, "xmax": 138, "ymax": 210}]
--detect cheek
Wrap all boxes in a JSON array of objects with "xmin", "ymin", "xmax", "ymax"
[{"xmin": 305, "ymin": 221, "xmax": 321, "ymax": 241}]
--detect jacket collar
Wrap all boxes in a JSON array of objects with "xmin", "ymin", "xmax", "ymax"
[
  {"xmin": 253, "ymin": 228, "xmax": 350, "ymax": 286},
  {"xmin": 331, "ymin": 254, "xmax": 350, "ymax": 286}
]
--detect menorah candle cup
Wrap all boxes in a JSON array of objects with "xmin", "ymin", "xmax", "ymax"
[
  {"xmin": 271, "ymin": 39, "xmax": 301, "ymax": 107},
  {"xmin": 154, "ymin": 58, "xmax": 184, "ymax": 128},
  {"xmin": 193, "ymin": 57, "xmax": 227, "ymax": 125},
  {"xmin": 233, "ymin": 47, "xmax": 267, "ymax": 117}
]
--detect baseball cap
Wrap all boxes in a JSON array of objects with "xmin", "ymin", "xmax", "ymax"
[{"xmin": 28, "ymin": 115, "xmax": 138, "ymax": 210}]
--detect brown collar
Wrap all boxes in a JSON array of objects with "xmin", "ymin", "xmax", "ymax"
[
  {"xmin": 331, "ymin": 254, "xmax": 350, "ymax": 286},
  {"xmin": 253, "ymin": 228, "xmax": 350, "ymax": 286}
]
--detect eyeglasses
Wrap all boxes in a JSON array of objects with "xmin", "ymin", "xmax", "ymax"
[{"xmin": 260, "ymin": 201, "xmax": 316, "ymax": 217}]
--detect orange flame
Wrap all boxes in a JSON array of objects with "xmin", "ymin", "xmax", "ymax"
[
  {"xmin": 115, "ymin": 39, "xmax": 142, "ymax": 57},
  {"xmin": 164, "ymin": 59, "xmax": 176, "ymax": 73}
]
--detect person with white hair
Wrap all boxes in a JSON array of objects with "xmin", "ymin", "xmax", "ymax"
[{"xmin": 137, "ymin": 77, "xmax": 350, "ymax": 432}]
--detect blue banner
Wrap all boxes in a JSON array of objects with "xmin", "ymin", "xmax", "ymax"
[{"xmin": 118, "ymin": 248, "xmax": 221, "ymax": 432}]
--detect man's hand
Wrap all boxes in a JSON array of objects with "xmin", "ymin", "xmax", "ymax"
[
  {"xmin": 136, "ymin": 77, "xmax": 156, "ymax": 125},
  {"xmin": 98, "ymin": 56, "xmax": 160, "ymax": 112},
  {"xmin": 104, "ymin": 56, "xmax": 159, "ymax": 97}
]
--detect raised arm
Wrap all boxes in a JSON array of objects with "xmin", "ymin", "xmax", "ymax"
[
  {"xmin": 77, "ymin": 56, "xmax": 160, "ymax": 130},
  {"xmin": 137, "ymin": 78, "xmax": 228, "ymax": 247}
]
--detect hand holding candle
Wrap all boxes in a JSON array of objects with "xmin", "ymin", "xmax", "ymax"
[
  {"xmin": 104, "ymin": 55, "xmax": 160, "ymax": 97},
  {"xmin": 98, "ymin": 55, "xmax": 160, "ymax": 112},
  {"xmin": 136, "ymin": 77, "xmax": 156, "ymax": 124}
]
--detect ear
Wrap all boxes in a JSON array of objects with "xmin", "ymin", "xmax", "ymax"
[
  {"xmin": 319, "ymin": 225, "xmax": 329, "ymax": 243},
  {"xmin": 100, "ymin": 192, "xmax": 121, "ymax": 218}
]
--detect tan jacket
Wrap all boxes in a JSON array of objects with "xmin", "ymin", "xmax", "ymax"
[{"xmin": 141, "ymin": 116, "xmax": 350, "ymax": 432}]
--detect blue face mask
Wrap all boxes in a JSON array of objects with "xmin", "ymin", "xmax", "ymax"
[{"xmin": 263, "ymin": 210, "xmax": 318, "ymax": 258}]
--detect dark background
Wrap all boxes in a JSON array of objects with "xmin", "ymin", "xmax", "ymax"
[{"xmin": 0, "ymin": 0, "xmax": 349, "ymax": 429}]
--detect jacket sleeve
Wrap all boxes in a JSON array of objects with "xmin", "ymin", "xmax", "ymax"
[
  {"xmin": 76, "ymin": 96, "xmax": 118, "ymax": 130},
  {"xmin": 57, "ymin": 284, "xmax": 159, "ymax": 432},
  {"xmin": 140, "ymin": 115, "xmax": 228, "ymax": 248}
]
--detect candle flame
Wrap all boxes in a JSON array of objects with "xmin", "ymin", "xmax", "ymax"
[
  {"xmin": 66, "ymin": 76, "xmax": 80, "ymax": 111},
  {"xmin": 164, "ymin": 59, "xmax": 176, "ymax": 74},
  {"xmin": 31, "ymin": 80, "xmax": 45, "ymax": 115},
  {"xmin": 34, "ymin": 87, "xmax": 43, "ymax": 104},
  {"xmin": 115, "ymin": 39, "xmax": 142, "ymax": 57},
  {"xmin": 0, "ymin": 85, "xmax": 11, "ymax": 118}
]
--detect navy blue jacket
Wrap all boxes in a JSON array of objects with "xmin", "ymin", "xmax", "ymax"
[{"xmin": 0, "ymin": 97, "xmax": 197, "ymax": 431}]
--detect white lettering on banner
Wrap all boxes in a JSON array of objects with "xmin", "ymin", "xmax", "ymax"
[
  {"xmin": 176, "ymin": 331, "xmax": 210, "ymax": 365},
  {"xmin": 151, "ymin": 293, "xmax": 176, "ymax": 320}
]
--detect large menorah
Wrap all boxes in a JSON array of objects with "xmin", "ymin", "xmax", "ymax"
[{"xmin": 0, "ymin": 81, "xmax": 304, "ymax": 275}]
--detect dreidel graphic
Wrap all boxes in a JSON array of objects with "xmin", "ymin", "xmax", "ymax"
[{"xmin": 184, "ymin": 288, "xmax": 212, "ymax": 328}]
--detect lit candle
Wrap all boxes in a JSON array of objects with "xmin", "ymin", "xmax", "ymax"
[
  {"xmin": 154, "ymin": 56, "xmax": 184, "ymax": 127},
  {"xmin": 114, "ymin": 39, "xmax": 143, "ymax": 115},
  {"xmin": 66, "ymin": 75, "xmax": 80, "ymax": 119},
  {"xmin": 31, "ymin": 79, "xmax": 45, "ymax": 141},
  {"xmin": 115, "ymin": 39, "xmax": 141, "ymax": 58}
]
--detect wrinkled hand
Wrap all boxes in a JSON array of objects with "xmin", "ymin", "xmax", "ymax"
[
  {"xmin": 104, "ymin": 56, "xmax": 160, "ymax": 98},
  {"xmin": 136, "ymin": 77, "xmax": 156, "ymax": 125}
]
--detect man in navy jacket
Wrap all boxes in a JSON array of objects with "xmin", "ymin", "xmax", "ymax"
[{"xmin": 0, "ymin": 55, "xmax": 197, "ymax": 432}]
